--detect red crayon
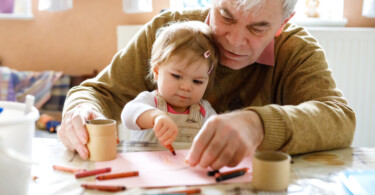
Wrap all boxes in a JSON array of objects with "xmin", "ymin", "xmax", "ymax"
[
  {"xmin": 81, "ymin": 183, "xmax": 126, "ymax": 192},
  {"xmin": 165, "ymin": 188, "xmax": 201, "ymax": 194},
  {"xmin": 166, "ymin": 144, "xmax": 176, "ymax": 155},
  {"xmin": 214, "ymin": 167, "xmax": 249, "ymax": 177},
  {"xmin": 75, "ymin": 167, "xmax": 111, "ymax": 178},
  {"xmin": 96, "ymin": 171, "xmax": 139, "ymax": 180},
  {"xmin": 53, "ymin": 165, "xmax": 86, "ymax": 173}
]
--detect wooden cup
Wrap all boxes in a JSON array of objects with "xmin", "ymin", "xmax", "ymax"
[
  {"xmin": 252, "ymin": 151, "xmax": 291, "ymax": 191},
  {"xmin": 86, "ymin": 119, "xmax": 117, "ymax": 161}
]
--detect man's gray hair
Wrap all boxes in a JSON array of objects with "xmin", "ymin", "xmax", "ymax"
[{"xmin": 213, "ymin": 0, "xmax": 297, "ymax": 19}]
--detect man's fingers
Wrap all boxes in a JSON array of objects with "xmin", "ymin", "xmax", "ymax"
[
  {"xmin": 76, "ymin": 144, "xmax": 89, "ymax": 160},
  {"xmin": 71, "ymin": 113, "xmax": 89, "ymax": 145},
  {"xmin": 198, "ymin": 132, "xmax": 227, "ymax": 168},
  {"xmin": 186, "ymin": 118, "xmax": 216, "ymax": 166},
  {"xmin": 58, "ymin": 124, "xmax": 75, "ymax": 151},
  {"xmin": 65, "ymin": 121, "xmax": 88, "ymax": 159},
  {"xmin": 90, "ymin": 111, "xmax": 105, "ymax": 120},
  {"xmin": 210, "ymin": 139, "xmax": 239, "ymax": 169},
  {"xmin": 227, "ymin": 147, "xmax": 247, "ymax": 167}
]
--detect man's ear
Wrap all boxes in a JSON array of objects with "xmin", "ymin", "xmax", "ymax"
[
  {"xmin": 276, "ymin": 12, "xmax": 295, "ymax": 37},
  {"xmin": 153, "ymin": 66, "xmax": 159, "ymax": 81}
]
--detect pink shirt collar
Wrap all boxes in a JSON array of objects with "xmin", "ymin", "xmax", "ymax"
[
  {"xmin": 204, "ymin": 11, "xmax": 275, "ymax": 66},
  {"xmin": 166, "ymin": 104, "xmax": 206, "ymax": 117},
  {"xmin": 154, "ymin": 96, "xmax": 206, "ymax": 117}
]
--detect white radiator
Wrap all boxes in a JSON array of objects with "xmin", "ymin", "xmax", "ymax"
[{"xmin": 307, "ymin": 27, "xmax": 375, "ymax": 147}]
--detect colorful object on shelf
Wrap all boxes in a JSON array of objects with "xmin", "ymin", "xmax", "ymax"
[{"xmin": 36, "ymin": 114, "xmax": 61, "ymax": 133}]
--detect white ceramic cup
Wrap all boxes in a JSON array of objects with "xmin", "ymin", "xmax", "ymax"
[{"xmin": 252, "ymin": 151, "xmax": 291, "ymax": 191}]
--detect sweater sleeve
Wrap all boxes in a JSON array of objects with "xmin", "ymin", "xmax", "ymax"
[
  {"xmin": 121, "ymin": 91, "xmax": 157, "ymax": 130},
  {"xmin": 249, "ymin": 24, "xmax": 356, "ymax": 155}
]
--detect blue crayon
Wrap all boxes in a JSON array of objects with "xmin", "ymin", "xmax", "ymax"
[{"xmin": 0, "ymin": 107, "xmax": 3, "ymax": 114}]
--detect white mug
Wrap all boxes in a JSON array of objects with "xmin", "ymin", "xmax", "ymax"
[{"xmin": 0, "ymin": 99, "xmax": 39, "ymax": 195}]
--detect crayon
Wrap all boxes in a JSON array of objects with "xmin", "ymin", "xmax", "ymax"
[
  {"xmin": 32, "ymin": 176, "xmax": 38, "ymax": 181},
  {"xmin": 215, "ymin": 170, "xmax": 246, "ymax": 182},
  {"xmin": 96, "ymin": 171, "xmax": 139, "ymax": 180},
  {"xmin": 0, "ymin": 107, "xmax": 3, "ymax": 114},
  {"xmin": 75, "ymin": 167, "xmax": 111, "ymax": 178},
  {"xmin": 164, "ymin": 188, "xmax": 201, "ymax": 194},
  {"xmin": 214, "ymin": 167, "xmax": 249, "ymax": 177},
  {"xmin": 81, "ymin": 183, "xmax": 126, "ymax": 192},
  {"xmin": 207, "ymin": 170, "xmax": 220, "ymax": 176},
  {"xmin": 166, "ymin": 144, "xmax": 176, "ymax": 155},
  {"xmin": 53, "ymin": 165, "xmax": 87, "ymax": 173}
]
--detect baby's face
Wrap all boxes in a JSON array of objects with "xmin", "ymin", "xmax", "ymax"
[{"xmin": 154, "ymin": 50, "xmax": 210, "ymax": 113}]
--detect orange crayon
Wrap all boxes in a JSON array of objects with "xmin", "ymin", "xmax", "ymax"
[
  {"xmin": 165, "ymin": 188, "xmax": 201, "ymax": 194},
  {"xmin": 81, "ymin": 183, "xmax": 126, "ymax": 192},
  {"xmin": 53, "ymin": 165, "xmax": 86, "ymax": 173},
  {"xmin": 214, "ymin": 167, "xmax": 249, "ymax": 177},
  {"xmin": 96, "ymin": 171, "xmax": 139, "ymax": 180},
  {"xmin": 166, "ymin": 144, "xmax": 176, "ymax": 155},
  {"xmin": 75, "ymin": 167, "xmax": 111, "ymax": 178},
  {"xmin": 32, "ymin": 176, "xmax": 38, "ymax": 181}
]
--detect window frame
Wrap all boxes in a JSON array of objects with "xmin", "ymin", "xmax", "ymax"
[{"xmin": 0, "ymin": 0, "xmax": 33, "ymax": 20}]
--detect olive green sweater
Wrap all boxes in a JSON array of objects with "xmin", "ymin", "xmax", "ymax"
[{"xmin": 64, "ymin": 8, "xmax": 356, "ymax": 155}]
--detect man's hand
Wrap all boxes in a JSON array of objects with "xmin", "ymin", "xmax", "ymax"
[
  {"xmin": 57, "ymin": 104, "xmax": 105, "ymax": 160},
  {"xmin": 186, "ymin": 110, "xmax": 264, "ymax": 170},
  {"xmin": 153, "ymin": 114, "xmax": 178, "ymax": 146}
]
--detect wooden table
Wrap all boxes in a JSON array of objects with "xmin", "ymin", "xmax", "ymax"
[{"xmin": 28, "ymin": 138, "xmax": 375, "ymax": 194}]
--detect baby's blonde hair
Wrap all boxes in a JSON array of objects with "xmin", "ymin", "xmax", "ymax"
[{"xmin": 149, "ymin": 21, "xmax": 219, "ymax": 86}]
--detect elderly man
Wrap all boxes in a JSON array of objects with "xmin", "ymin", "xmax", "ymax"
[{"xmin": 58, "ymin": 0, "xmax": 355, "ymax": 170}]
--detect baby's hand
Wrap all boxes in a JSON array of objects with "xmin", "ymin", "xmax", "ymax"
[{"xmin": 153, "ymin": 114, "xmax": 178, "ymax": 146}]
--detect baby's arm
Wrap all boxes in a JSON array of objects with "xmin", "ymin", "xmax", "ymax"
[
  {"xmin": 121, "ymin": 91, "xmax": 156, "ymax": 130},
  {"xmin": 137, "ymin": 109, "xmax": 178, "ymax": 145},
  {"xmin": 121, "ymin": 91, "xmax": 178, "ymax": 145}
]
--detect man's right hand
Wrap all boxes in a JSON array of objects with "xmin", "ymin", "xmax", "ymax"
[{"xmin": 57, "ymin": 104, "xmax": 104, "ymax": 160}]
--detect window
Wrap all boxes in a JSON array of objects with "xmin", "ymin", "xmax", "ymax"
[
  {"xmin": 0, "ymin": 0, "xmax": 33, "ymax": 20},
  {"xmin": 170, "ymin": 0, "xmax": 346, "ymax": 27},
  {"xmin": 170, "ymin": 0, "xmax": 212, "ymax": 10},
  {"xmin": 291, "ymin": 0, "xmax": 347, "ymax": 27}
]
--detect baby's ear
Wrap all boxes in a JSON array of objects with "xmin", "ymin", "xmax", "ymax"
[{"xmin": 153, "ymin": 66, "xmax": 159, "ymax": 81}]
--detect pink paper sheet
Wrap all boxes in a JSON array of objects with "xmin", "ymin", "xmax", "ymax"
[{"xmin": 95, "ymin": 150, "xmax": 252, "ymax": 188}]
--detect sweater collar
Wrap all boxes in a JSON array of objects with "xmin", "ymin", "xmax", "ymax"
[{"xmin": 204, "ymin": 10, "xmax": 275, "ymax": 67}]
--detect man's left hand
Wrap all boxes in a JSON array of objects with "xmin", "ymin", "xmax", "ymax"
[{"xmin": 186, "ymin": 110, "xmax": 264, "ymax": 170}]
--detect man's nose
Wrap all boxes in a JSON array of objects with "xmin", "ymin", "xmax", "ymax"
[{"xmin": 226, "ymin": 28, "xmax": 247, "ymax": 48}]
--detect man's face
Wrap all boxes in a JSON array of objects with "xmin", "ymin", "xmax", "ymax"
[{"xmin": 210, "ymin": 0, "xmax": 285, "ymax": 70}]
